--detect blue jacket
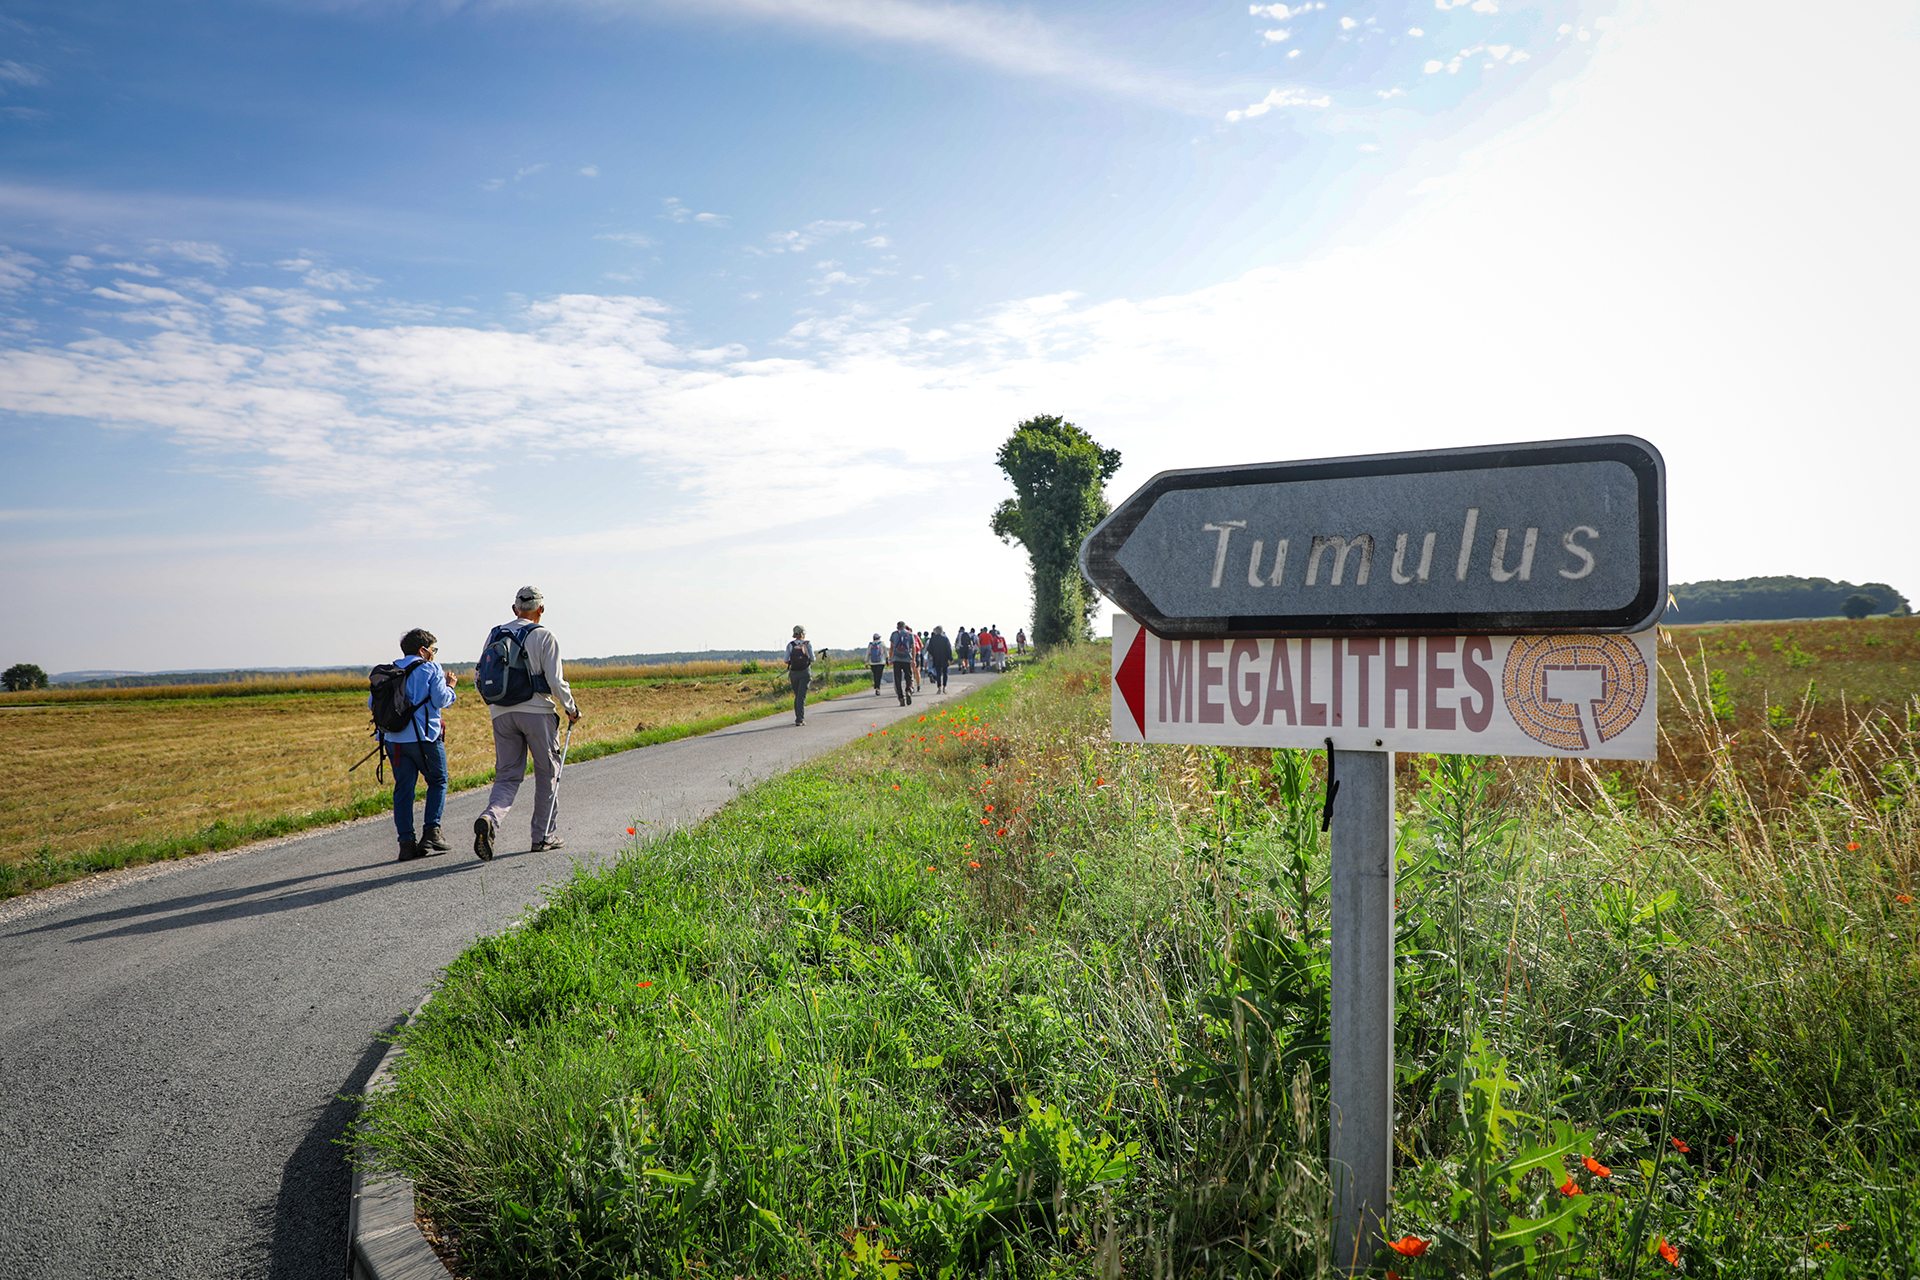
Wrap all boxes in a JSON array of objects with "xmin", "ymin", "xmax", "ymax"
[{"xmin": 373, "ymin": 655, "xmax": 456, "ymax": 743}]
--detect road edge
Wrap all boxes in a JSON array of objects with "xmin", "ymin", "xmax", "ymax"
[{"xmin": 346, "ymin": 1002, "xmax": 448, "ymax": 1280}]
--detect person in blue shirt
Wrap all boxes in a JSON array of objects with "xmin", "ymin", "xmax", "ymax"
[{"xmin": 375, "ymin": 627, "xmax": 459, "ymax": 861}]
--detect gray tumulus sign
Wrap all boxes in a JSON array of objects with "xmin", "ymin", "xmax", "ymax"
[{"xmin": 1081, "ymin": 435, "xmax": 1666, "ymax": 638}]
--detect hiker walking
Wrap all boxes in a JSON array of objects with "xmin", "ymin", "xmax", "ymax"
[
  {"xmin": 866, "ymin": 633, "xmax": 887, "ymax": 696},
  {"xmin": 1015, "ymin": 627, "xmax": 1027, "ymax": 655},
  {"xmin": 927, "ymin": 625, "xmax": 953, "ymax": 694},
  {"xmin": 372, "ymin": 628, "xmax": 458, "ymax": 862},
  {"xmin": 957, "ymin": 626, "xmax": 975, "ymax": 674},
  {"xmin": 889, "ymin": 620, "xmax": 917, "ymax": 706},
  {"xmin": 786, "ymin": 625, "xmax": 814, "ymax": 725},
  {"xmin": 472, "ymin": 586, "xmax": 580, "ymax": 860}
]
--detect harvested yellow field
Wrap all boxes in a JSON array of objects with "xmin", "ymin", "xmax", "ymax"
[{"xmin": 1, "ymin": 677, "xmax": 793, "ymax": 867}]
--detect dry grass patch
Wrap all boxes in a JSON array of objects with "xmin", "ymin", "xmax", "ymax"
[{"xmin": 2, "ymin": 678, "xmax": 794, "ymax": 867}]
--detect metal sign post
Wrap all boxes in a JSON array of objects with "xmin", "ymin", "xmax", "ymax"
[
  {"xmin": 1329, "ymin": 748, "xmax": 1394, "ymax": 1270},
  {"xmin": 1081, "ymin": 436, "xmax": 1669, "ymax": 1274}
]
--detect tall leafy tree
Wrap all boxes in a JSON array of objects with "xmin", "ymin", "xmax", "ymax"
[
  {"xmin": 3, "ymin": 662, "xmax": 49, "ymax": 692},
  {"xmin": 990, "ymin": 415, "xmax": 1121, "ymax": 648}
]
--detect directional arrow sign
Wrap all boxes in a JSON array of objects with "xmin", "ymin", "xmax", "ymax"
[
  {"xmin": 1081, "ymin": 436, "xmax": 1665, "ymax": 638},
  {"xmin": 1107, "ymin": 613, "xmax": 1658, "ymax": 760}
]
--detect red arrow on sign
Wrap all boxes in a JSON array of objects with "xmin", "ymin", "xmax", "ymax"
[{"xmin": 1116, "ymin": 623, "xmax": 1146, "ymax": 736}]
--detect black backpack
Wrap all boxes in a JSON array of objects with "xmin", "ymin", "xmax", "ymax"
[
  {"xmin": 369, "ymin": 658, "xmax": 428, "ymax": 735},
  {"xmin": 787, "ymin": 640, "xmax": 812, "ymax": 669},
  {"xmin": 476, "ymin": 623, "xmax": 550, "ymax": 706}
]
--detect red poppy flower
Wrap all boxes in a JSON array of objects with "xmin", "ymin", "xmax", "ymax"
[
  {"xmin": 1898, "ymin": 893, "xmax": 1915, "ymax": 905},
  {"xmin": 1583, "ymin": 1156, "xmax": 1611, "ymax": 1177},
  {"xmin": 637, "ymin": 980, "xmax": 652, "ymax": 988},
  {"xmin": 625, "ymin": 826, "xmax": 636, "ymax": 835},
  {"xmin": 1671, "ymin": 1137, "xmax": 1691, "ymax": 1154},
  {"xmin": 1386, "ymin": 1236, "xmax": 1428, "ymax": 1258},
  {"xmin": 1558, "ymin": 1178, "xmax": 1583, "ymax": 1196},
  {"xmin": 968, "ymin": 860, "xmax": 981, "ymax": 870},
  {"xmin": 984, "ymin": 803, "xmax": 994, "ymax": 812},
  {"xmin": 996, "ymin": 827, "xmax": 1007, "ymax": 837},
  {"xmin": 1657, "ymin": 1239, "xmax": 1679, "ymax": 1267},
  {"xmin": 1847, "ymin": 841, "xmax": 1860, "ymax": 851}
]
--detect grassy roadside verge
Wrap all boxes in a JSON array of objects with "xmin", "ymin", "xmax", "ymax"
[
  {"xmin": 354, "ymin": 644, "xmax": 1919, "ymax": 1278},
  {"xmin": 0, "ymin": 674, "xmax": 875, "ymax": 903}
]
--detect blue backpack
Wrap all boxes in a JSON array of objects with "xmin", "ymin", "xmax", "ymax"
[{"xmin": 475, "ymin": 623, "xmax": 551, "ymax": 706}]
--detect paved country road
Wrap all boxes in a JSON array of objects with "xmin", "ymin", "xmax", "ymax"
[{"xmin": 0, "ymin": 672, "xmax": 995, "ymax": 1280}]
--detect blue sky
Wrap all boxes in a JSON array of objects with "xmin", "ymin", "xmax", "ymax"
[{"xmin": 2, "ymin": 0, "xmax": 1914, "ymax": 673}]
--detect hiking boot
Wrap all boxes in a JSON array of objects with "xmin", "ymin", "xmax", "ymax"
[
  {"xmin": 473, "ymin": 815, "xmax": 496, "ymax": 861},
  {"xmin": 532, "ymin": 836, "xmax": 566, "ymax": 852},
  {"xmin": 419, "ymin": 826, "xmax": 451, "ymax": 854},
  {"xmin": 396, "ymin": 841, "xmax": 424, "ymax": 862}
]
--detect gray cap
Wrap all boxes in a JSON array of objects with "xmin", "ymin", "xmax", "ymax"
[{"xmin": 514, "ymin": 585, "xmax": 544, "ymax": 610}]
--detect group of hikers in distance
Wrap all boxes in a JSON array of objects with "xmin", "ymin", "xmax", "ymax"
[
  {"xmin": 366, "ymin": 590, "xmax": 1026, "ymax": 866},
  {"xmin": 782, "ymin": 623, "xmax": 1023, "ymax": 721}
]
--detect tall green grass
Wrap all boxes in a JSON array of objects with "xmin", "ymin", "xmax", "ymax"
[{"xmin": 354, "ymin": 646, "xmax": 1919, "ymax": 1278}]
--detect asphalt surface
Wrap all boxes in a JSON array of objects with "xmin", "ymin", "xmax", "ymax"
[{"xmin": 0, "ymin": 671, "xmax": 992, "ymax": 1280}]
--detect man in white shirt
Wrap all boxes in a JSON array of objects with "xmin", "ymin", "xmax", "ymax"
[{"xmin": 474, "ymin": 586, "xmax": 582, "ymax": 859}]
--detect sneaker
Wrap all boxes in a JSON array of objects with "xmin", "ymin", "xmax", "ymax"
[
  {"xmin": 419, "ymin": 826, "xmax": 451, "ymax": 854},
  {"xmin": 473, "ymin": 815, "xmax": 496, "ymax": 861},
  {"xmin": 396, "ymin": 841, "xmax": 424, "ymax": 862},
  {"xmin": 532, "ymin": 836, "xmax": 566, "ymax": 852}
]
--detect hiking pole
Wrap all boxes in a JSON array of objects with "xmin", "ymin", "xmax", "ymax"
[{"xmin": 545, "ymin": 720, "xmax": 575, "ymax": 841}]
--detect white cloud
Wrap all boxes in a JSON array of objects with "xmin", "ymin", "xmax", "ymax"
[
  {"xmin": 0, "ymin": 60, "xmax": 45, "ymax": 89},
  {"xmin": 578, "ymin": 164, "xmax": 600, "ymax": 177},
  {"xmin": 1340, "ymin": 16, "xmax": 1357, "ymax": 30},
  {"xmin": 1378, "ymin": 87, "xmax": 1408, "ymax": 99},
  {"xmin": 1409, "ymin": 26, "xmax": 1425, "ymax": 36},
  {"xmin": 1225, "ymin": 86, "xmax": 1332, "ymax": 122},
  {"xmin": 863, "ymin": 234, "xmax": 892, "ymax": 249},
  {"xmin": 0, "ymin": 246, "xmax": 36, "ymax": 292},
  {"xmin": 277, "ymin": 255, "xmax": 377, "ymax": 291},
  {"xmin": 768, "ymin": 219, "xmax": 867, "ymax": 252},
  {"xmin": 654, "ymin": 0, "xmax": 1218, "ymax": 114},
  {"xmin": 159, "ymin": 240, "xmax": 231, "ymax": 269},
  {"xmin": 1263, "ymin": 28, "xmax": 1291, "ymax": 42},
  {"xmin": 662, "ymin": 196, "xmax": 730, "ymax": 225},
  {"xmin": 597, "ymin": 230, "xmax": 655, "ymax": 248}
]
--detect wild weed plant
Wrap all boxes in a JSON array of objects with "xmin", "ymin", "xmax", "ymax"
[{"xmin": 355, "ymin": 642, "xmax": 1919, "ymax": 1278}]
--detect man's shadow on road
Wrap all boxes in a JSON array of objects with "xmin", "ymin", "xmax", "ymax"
[
  {"xmin": 31, "ymin": 854, "xmax": 507, "ymax": 943},
  {"xmin": 261, "ymin": 1014, "xmax": 406, "ymax": 1280}
]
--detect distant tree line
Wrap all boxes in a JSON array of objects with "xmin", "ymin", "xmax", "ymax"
[{"xmin": 1666, "ymin": 577, "xmax": 1911, "ymax": 623}]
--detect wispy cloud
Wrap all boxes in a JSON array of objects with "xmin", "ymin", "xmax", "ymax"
[
  {"xmin": 645, "ymin": 0, "xmax": 1226, "ymax": 114},
  {"xmin": 0, "ymin": 60, "xmax": 45, "ymax": 89},
  {"xmin": 1225, "ymin": 86, "xmax": 1331, "ymax": 123},
  {"xmin": 662, "ymin": 196, "xmax": 729, "ymax": 225},
  {"xmin": 767, "ymin": 219, "xmax": 865, "ymax": 253}
]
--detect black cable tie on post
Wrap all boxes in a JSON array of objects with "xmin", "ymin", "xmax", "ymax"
[{"xmin": 1321, "ymin": 736, "xmax": 1340, "ymax": 832}]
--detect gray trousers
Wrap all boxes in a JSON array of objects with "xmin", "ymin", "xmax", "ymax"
[{"xmin": 482, "ymin": 709, "xmax": 561, "ymax": 840}]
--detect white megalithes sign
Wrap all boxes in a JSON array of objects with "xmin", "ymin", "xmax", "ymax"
[{"xmin": 1109, "ymin": 613, "xmax": 1658, "ymax": 759}]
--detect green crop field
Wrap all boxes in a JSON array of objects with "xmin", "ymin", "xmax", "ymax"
[{"xmin": 354, "ymin": 620, "xmax": 1919, "ymax": 1278}]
